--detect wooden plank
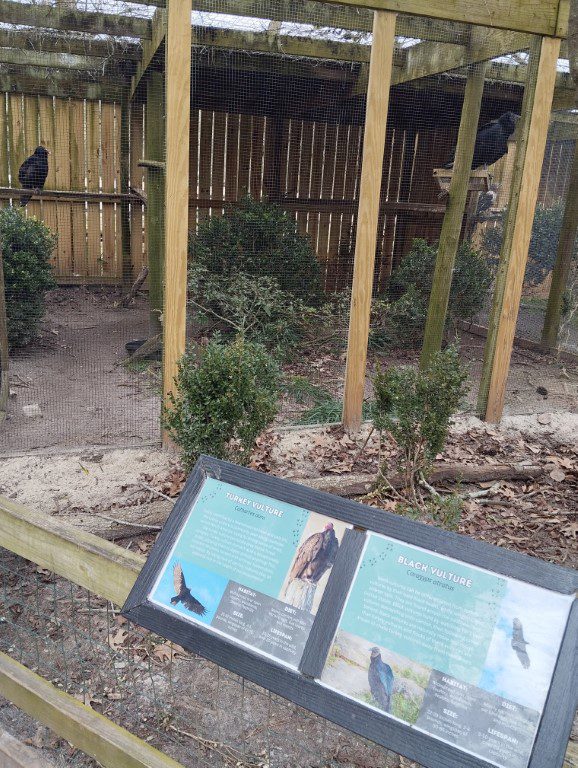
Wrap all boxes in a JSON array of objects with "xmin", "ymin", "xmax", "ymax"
[
  {"xmin": 319, "ymin": 123, "xmax": 338, "ymax": 286},
  {"xmin": 119, "ymin": 99, "xmax": 132, "ymax": 291},
  {"xmin": 86, "ymin": 100, "xmax": 101, "ymax": 278},
  {"xmin": 0, "ymin": 94, "xmax": 8, "ymax": 209},
  {"xmin": 337, "ymin": 123, "xmax": 362, "ymax": 290},
  {"xmin": 224, "ymin": 112, "xmax": 238, "ymax": 203},
  {"xmin": 0, "ymin": 48, "xmax": 109, "ymax": 71},
  {"xmin": 420, "ymin": 62, "xmax": 488, "ymax": 366},
  {"xmin": 130, "ymin": 102, "xmax": 145, "ymax": 280},
  {"xmin": 130, "ymin": 8, "xmax": 166, "ymax": 100},
  {"xmin": 146, "ymin": 71, "xmax": 165, "ymax": 336},
  {"xmin": 53, "ymin": 98, "xmax": 72, "ymax": 277},
  {"xmin": 0, "ymin": 28, "xmax": 141, "ymax": 60},
  {"xmin": 0, "ymin": 727, "xmax": 58, "ymax": 767},
  {"xmin": 211, "ymin": 111, "xmax": 226, "ymax": 212},
  {"xmin": 8, "ymin": 94, "xmax": 25, "ymax": 195},
  {"xmin": 0, "ymin": 1, "xmax": 151, "ymax": 40},
  {"xmin": 0, "ymin": 247, "xmax": 8, "ymax": 425},
  {"xmin": 188, "ymin": 108, "xmax": 199, "ymax": 230},
  {"xmin": 197, "ymin": 110, "xmax": 212, "ymax": 222},
  {"xmin": 325, "ymin": 123, "xmax": 347, "ymax": 291},
  {"xmin": 162, "ymin": 0, "xmax": 192, "ymax": 444},
  {"xmin": 342, "ymin": 11, "xmax": 396, "ymax": 431},
  {"xmin": 307, "ymin": 122, "xmax": 325, "ymax": 260},
  {"xmin": 297, "ymin": 121, "xmax": 314, "ymax": 238},
  {"xmin": 0, "ymin": 495, "xmax": 143, "ymax": 606},
  {"xmin": 479, "ymin": 36, "xmax": 561, "ymax": 422},
  {"xmin": 236, "ymin": 113, "xmax": 251, "ymax": 199},
  {"xmin": 0, "ymin": 74, "xmax": 126, "ymax": 103},
  {"xmin": 541, "ymin": 138, "xmax": 578, "ymax": 349},
  {"xmin": 37, "ymin": 96, "xmax": 58, "ymax": 266},
  {"xmin": 101, "ymin": 102, "xmax": 116, "ymax": 279},
  {"xmin": 23, "ymin": 95, "xmax": 42, "ymax": 219},
  {"xmin": 249, "ymin": 115, "xmax": 264, "ymax": 200},
  {"xmin": 69, "ymin": 99, "xmax": 87, "ymax": 279},
  {"xmin": 0, "ymin": 653, "xmax": 187, "ymax": 768}
]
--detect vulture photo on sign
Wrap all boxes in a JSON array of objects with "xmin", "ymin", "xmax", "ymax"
[{"xmin": 284, "ymin": 522, "xmax": 339, "ymax": 612}]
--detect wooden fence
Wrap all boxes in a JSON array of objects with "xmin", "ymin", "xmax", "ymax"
[{"xmin": 0, "ymin": 494, "xmax": 577, "ymax": 768}]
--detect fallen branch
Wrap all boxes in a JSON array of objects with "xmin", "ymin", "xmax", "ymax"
[
  {"xmin": 120, "ymin": 265, "xmax": 148, "ymax": 307},
  {"xmin": 123, "ymin": 333, "xmax": 161, "ymax": 363}
]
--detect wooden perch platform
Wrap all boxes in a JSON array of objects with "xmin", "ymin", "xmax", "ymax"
[
  {"xmin": 433, "ymin": 167, "xmax": 492, "ymax": 194},
  {"xmin": 0, "ymin": 187, "xmax": 141, "ymax": 204}
]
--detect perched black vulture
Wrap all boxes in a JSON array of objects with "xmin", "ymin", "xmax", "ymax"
[
  {"xmin": 18, "ymin": 146, "xmax": 49, "ymax": 206},
  {"xmin": 170, "ymin": 562, "xmax": 206, "ymax": 616},
  {"xmin": 287, "ymin": 522, "xmax": 339, "ymax": 584},
  {"xmin": 368, "ymin": 647, "xmax": 395, "ymax": 712},
  {"xmin": 444, "ymin": 112, "xmax": 520, "ymax": 170},
  {"xmin": 511, "ymin": 618, "xmax": 530, "ymax": 669}
]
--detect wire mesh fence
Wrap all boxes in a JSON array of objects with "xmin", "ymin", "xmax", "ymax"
[{"xmin": 0, "ymin": 547, "xmax": 415, "ymax": 768}]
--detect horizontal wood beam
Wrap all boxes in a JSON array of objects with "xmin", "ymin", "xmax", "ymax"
[
  {"xmin": 0, "ymin": 495, "xmax": 143, "ymax": 607},
  {"xmin": 0, "ymin": 0, "xmax": 151, "ymax": 41},
  {"xmin": 192, "ymin": 0, "xmax": 470, "ymax": 44},
  {"xmin": 130, "ymin": 8, "xmax": 166, "ymax": 100},
  {"xmin": 0, "ymin": 29, "xmax": 142, "ymax": 60},
  {"xmin": 0, "ymin": 187, "xmax": 141, "ymax": 204},
  {"xmin": 0, "ymin": 48, "xmax": 108, "ymax": 71},
  {"xmin": 0, "ymin": 653, "xmax": 186, "ymax": 768},
  {"xmin": 188, "ymin": 197, "xmax": 446, "ymax": 214},
  {"xmin": 0, "ymin": 73, "xmax": 127, "ymax": 101}
]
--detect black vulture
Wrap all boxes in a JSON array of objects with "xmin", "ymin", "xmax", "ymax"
[
  {"xmin": 511, "ymin": 618, "xmax": 530, "ymax": 669},
  {"xmin": 287, "ymin": 522, "xmax": 339, "ymax": 584},
  {"xmin": 18, "ymin": 146, "xmax": 50, "ymax": 206},
  {"xmin": 170, "ymin": 562, "xmax": 206, "ymax": 616},
  {"xmin": 368, "ymin": 647, "xmax": 395, "ymax": 712},
  {"xmin": 444, "ymin": 112, "xmax": 520, "ymax": 170}
]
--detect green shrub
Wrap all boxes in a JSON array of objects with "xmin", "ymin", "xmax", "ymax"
[
  {"xmin": 482, "ymin": 202, "xmax": 578, "ymax": 286},
  {"xmin": 163, "ymin": 337, "xmax": 280, "ymax": 469},
  {"xmin": 0, "ymin": 208, "xmax": 56, "ymax": 348},
  {"xmin": 373, "ymin": 346, "xmax": 468, "ymax": 493},
  {"xmin": 188, "ymin": 197, "xmax": 322, "ymax": 303}
]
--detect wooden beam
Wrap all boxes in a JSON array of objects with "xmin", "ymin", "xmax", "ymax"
[
  {"xmin": 130, "ymin": 8, "xmax": 166, "ymax": 100},
  {"xmin": 0, "ymin": 188, "xmax": 138, "ymax": 203},
  {"xmin": 0, "ymin": 29, "xmax": 142, "ymax": 60},
  {"xmin": 478, "ymin": 35, "xmax": 562, "ymax": 422},
  {"xmin": 0, "ymin": 48, "xmax": 109, "ymax": 71},
  {"xmin": 0, "ymin": 73, "xmax": 127, "ymax": 102},
  {"xmin": 420, "ymin": 62, "xmax": 488, "ymax": 367},
  {"xmin": 146, "ymin": 71, "xmax": 165, "ymax": 337},
  {"xmin": 0, "ymin": 653, "xmax": 186, "ymax": 768},
  {"xmin": 541, "ymin": 137, "xmax": 578, "ymax": 349},
  {"xmin": 0, "ymin": 1, "xmax": 151, "ymax": 40},
  {"xmin": 342, "ymin": 11, "xmax": 396, "ymax": 432},
  {"xmin": 120, "ymin": 97, "xmax": 133, "ymax": 295},
  {"xmin": 0, "ymin": 495, "xmax": 143, "ymax": 606},
  {"xmin": 0, "ymin": 247, "xmax": 8, "ymax": 427},
  {"xmin": 162, "ymin": 0, "xmax": 192, "ymax": 446}
]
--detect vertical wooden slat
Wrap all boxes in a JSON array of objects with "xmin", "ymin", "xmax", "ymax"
[
  {"xmin": 308, "ymin": 122, "xmax": 325, "ymax": 261},
  {"xmin": 38, "ymin": 97, "xmax": 58, "ymax": 261},
  {"xmin": 262, "ymin": 115, "xmax": 281, "ymax": 201},
  {"xmin": 119, "ymin": 98, "xmax": 132, "ymax": 291},
  {"xmin": 326, "ymin": 123, "xmax": 348, "ymax": 291},
  {"xmin": 224, "ymin": 112, "xmax": 238, "ymax": 203},
  {"xmin": 163, "ymin": 0, "xmax": 192, "ymax": 444},
  {"xmin": 420, "ymin": 61, "xmax": 487, "ymax": 367},
  {"xmin": 237, "ymin": 113, "xmax": 251, "ymax": 198},
  {"xmin": 285, "ymin": 120, "xmax": 301, "ymax": 200},
  {"xmin": 24, "ymin": 95, "xmax": 41, "ymax": 220},
  {"xmin": 54, "ymin": 98, "xmax": 72, "ymax": 277},
  {"xmin": 338, "ymin": 124, "xmax": 362, "ymax": 290},
  {"xmin": 319, "ymin": 123, "xmax": 338, "ymax": 287},
  {"xmin": 249, "ymin": 115, "xmax": 264, "ymax": 200},
  {"xmin": 198, "ymin": 110, "xmax": 213, "ymax": 221},
  {"xmin": 101, "ymin": 102, "xmax": 116, "ymax": 279},
  {"xmin": 342, "ymin": 10, "xmax": 397, "ymax": 431},
  {"xmin": 146, "ymin": 71, "xmax": 165, "ymax": 336},
  {"xmin": 211, "ymin": 111, "xmax": 226, "ymax": 214},
  {"xmin": 130, "ymin": 102, "xmax": 145, "ymax": 279},
  {"xmin": 297, "ymin": 121, "xmax": 313, "ymax": 238},
  {"xmin": 9, "ymin": 94, "xmax": 25, "ymax": 196},
  {"xmin": 69, "ymin": 99, "xmax": 86, "ymax": 277},
  {"xmin": 86, "ymin": 100, "xmax": 101, "ymax": 277},
  {"xmin": 188, "ymin": 108, "xmax": 199, "ymax": 231},
  {"xmin": 479, "ymin": 36, "xmax": 561, "ymax": 422},
  {"xmin": 0, "ymin": 95, "xmax": 9, "ymax": 207}
]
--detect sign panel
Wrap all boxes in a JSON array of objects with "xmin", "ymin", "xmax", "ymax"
[
  {"xmin": 321, "ymin": 534, "xmax": 573, "ymax": 768},
  {"xmin": 123, "ymin": 457, "xmax": 578, "ymax": 768},
  {"xmin": 148, "ymin": 476, "xmax": 348, "ymax": 668}
]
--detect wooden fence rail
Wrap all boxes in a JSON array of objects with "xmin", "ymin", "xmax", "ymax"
[{"xmin": 0, "ymin": 494, "xmax": 577, "ymax": 768}]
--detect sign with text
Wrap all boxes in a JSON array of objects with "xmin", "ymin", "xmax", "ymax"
[{"xmin": 123, "ymin": 457, "xmax": 578, "ymax": 768}]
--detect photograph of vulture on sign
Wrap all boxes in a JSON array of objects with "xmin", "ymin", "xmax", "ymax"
[
  {"xmin": 321, "ymin": 533, "xmax": 573, "ymax": 768},
  {"xmin": 148, "ymin": 477, "xmax": 348, "ymax": 668}
]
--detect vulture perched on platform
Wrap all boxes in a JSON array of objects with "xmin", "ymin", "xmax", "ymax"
[
  {"xmin": 18, "ymin": 146, "xmax": 49, "ymax": 206},
  {"xmin": 170, "ymin": 563, "xmax": 206, "ymax": 616},
  {"xmin": 511, "ymin": 618, "xmax": 530, "ymax": 669},
  {"xmin": 288, "ymin": 522, "xmax": 339, "ymax": 584},
  {"xmin": 444, "ymin": 112, "xmax": 520, "ymax": 170},
  {"xmin": 368, "ymin": 647, "xmax": 395, "ymax": 713}
]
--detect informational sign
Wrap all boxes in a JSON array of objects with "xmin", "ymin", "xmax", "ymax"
[
  {"xmin": 123, "ymin": 457, "xmax": 578, "ymax": 768},
  {"xmin": 321, "ymin": 534, "xmax": 574, "ymax": 768},
  {"xmin": 148, "ymin": 476, "xmax": 348, "ymax": 668}
]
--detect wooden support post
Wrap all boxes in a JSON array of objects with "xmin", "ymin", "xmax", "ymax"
[
  {"xmin": 0, "ymin": 247, "xmax": 8, "ymax": 426},
  {"xmin": 146, "ymin": 70, "xmax": 165, "ymax": 336},
  {"xmin": 342, "ymin": 10, "xmax": 396, "ymax": 431},
  {"xmin": 420, "ymin": 61, "xmax": 487, "ymax": 367},
  {"xmin": 478, "ymin": 36, "xmax": 561, "ymax": 422},
  {"xmin": 162, "ymin": 0, "xmax": 192, "ymax": 445},
  {"xmin": 120, "ymin": 97, "xmax": 132, "ymax": 295},
  {"xmin": 541, "ymin": 136, "xmax": 578, "ymax": 350}
]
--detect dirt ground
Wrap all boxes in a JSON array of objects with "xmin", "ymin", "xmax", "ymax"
[{"xmin": 2, "ymin": 288, "xmax": 577, "ymax": 457}]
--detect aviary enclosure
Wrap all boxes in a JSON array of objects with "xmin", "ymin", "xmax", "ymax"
[{"xmin": 0, "ymin": 0, "xmax": 577, "ymax": 767}]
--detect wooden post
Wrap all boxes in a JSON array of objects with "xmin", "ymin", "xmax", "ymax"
[
  {"xmin": 120, "ymin": 96, "xmax": 132, "ymax": 295},
  {"xmin": 478, "ymin": 36, "xmax": 561, "ymax": 422},
  {"xmin": 0, "ymin": 246, "xmax": 8, "ymax": 426},
  {"xmin": 162, "ymin": 0, "xmax": 192, "ymax": 444},
  {"xmin": 342, "ymin": 10, "xmax": 396, "ymax": 431},
  {"xmin": 420, "ymin": 61, "xmax": 487, "ymax": 367},
  {"xmin": 541, "ymin": 137, "xmax": 578, "ymax": 349},
  {"xmin": 146, "ymin": 71, "xmax": 165, "ymax": 337}
]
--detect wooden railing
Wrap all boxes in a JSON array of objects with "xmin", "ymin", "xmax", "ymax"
[{"xmin": 0, "ymin": 494, "xmax": 576, "ymax": 768}]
